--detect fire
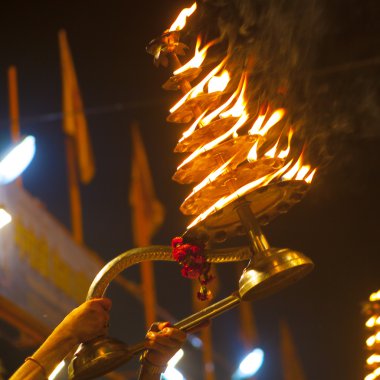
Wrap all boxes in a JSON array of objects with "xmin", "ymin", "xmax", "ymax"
[
  {"xmin": 220, "ymin": 74, "xmax": 248, "ymax": 118},
  {"xmin": 188, "ymin": 159, "xmax": 233, "ymax": 197},
  {"xmin": 207, "ymin": 70, "xmax": 230, "ymax": 93},
  {"xmin": 187, "ymin": 160, "xmax": 293, "ymax": 229},
  {"xmin": 264, "ymin": 138, "xmax": 280, "ymax": 158},
  {"xmin": 278, "ymin": 129, "xmax": 293, "ymax": 159},
  {"xmin": 174, "ymin": 37, "xmax": 218, "ymax": 75},
  {"xmin": 178, "ymin": 111, "xmax": 248, "ymax": 170},
  {"xmin": 200, "ymin": 74, "xmax": 245, "ymax": 126},
  {"xmin": 179, "ymin": 110, "xmax": 208, "ymax": 143},
  {"xmin": 169, "ymin": 3, "xmax": 197, "ymax": 32},
  {"xmin": 170, "ymin": 58, "xmax": 227, "ymax": 114},
  {"xmin": 247, "ymin": 140, "xmax": 259, "ymax": 162},
  {"xmin": 282, "ymin": 153, "xmax": 317, "ymax": 184}
]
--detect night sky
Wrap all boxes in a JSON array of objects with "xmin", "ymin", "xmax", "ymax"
[{"xmin": 0, "ymin": 1, "xmax": 380, "ymax": 380}]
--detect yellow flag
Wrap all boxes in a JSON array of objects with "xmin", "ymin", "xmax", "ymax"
[
  {"xmin": 129, "ymin": 123, "xmax": 164, "ymax": 246},
  {"xmin": 58, "ymin": 29, "xmax": 95, "ymax": 184},
  {"xmin": 280, "ymin": 320, "xmax": 306, "ymax": 380}
]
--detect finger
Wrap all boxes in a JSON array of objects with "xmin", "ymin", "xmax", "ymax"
[
  {"xmin": 160, "ymin": 327, "xmax": 187, "ymax": 342},
  {"xmin": 95, "ymin": 297, "xmax": 112, "ymax": 311},
  {"xmin": 156, "ymin": 322, "xmax": 171, "ymax": 331},
  {"xmin": 147, "ymin": 330, "xmax": 186, "ymax": 348}
]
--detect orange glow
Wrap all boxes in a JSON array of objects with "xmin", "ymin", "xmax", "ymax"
[
  {"xmin": 169, "ymin": 3, "xmax": 197, "ymax": 32},
  {"xmin": 247, "ymin": 140, "xmax": 259, "ymax": 162},
  {"xmin": 264, "ymin": 138, "xmax": 280, "ymax": 158},
  {"xmin": 178, "ymin": 111, "xmax": 249, "ymax": 170},
  {"xmin": 220, "ymin": 74, "xmax": 248, "ymax": 118},
  {"xmin": 187, "ymin": 160, "xmax": 293, "ymax": 229},
  {"xmin": 188, "ymin": 159, "xmax": 233, "ymax": 196},
  {"xmin": 304, "ymin": 168, "xmax": 317, "ymax": 183},
  {"xmin": 208, "ymin": 70, "xmax": 230, "ymax": 93},
  {"xmin": 174, "ymin": 37, "xmax": 218, "ymax": 75},
  {"xmin": 170, "ymin": 59, "xmax": 227, "ymax": 114},
  {"xmin": 200, "ymin": 75, "xmax": 245, "ymax": 126},
  {"xmin": 258, "ymin": 109, "xmax": 286, "ymax": 136},
  {"xmin": 282, "ymin": 153, "xmax": 316, "ymax": 184},
  {"xmin": 278, "ymin": 129, "xmax": 293, "ymax": 159},
  {"xmin": 179, "ymin": 110, "xmax": 208, "ymax": 143},
  {"xmin": 248, "ymin": 114, "xmax": 267, "ymax": 135}
]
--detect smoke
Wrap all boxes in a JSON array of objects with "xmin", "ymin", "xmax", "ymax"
[{"xmin": 182, "ymin": 0, "xmax": 380, "ymax": 168}]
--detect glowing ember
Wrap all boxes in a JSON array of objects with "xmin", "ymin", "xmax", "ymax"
[{"xmin": 169, "ymin": 3, "xmax": 197, "ymax": 32}]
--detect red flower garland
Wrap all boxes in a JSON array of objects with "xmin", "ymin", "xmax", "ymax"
[{"xmin": 172, "ymin": 237, "xmax": 214, "ymax": 301}]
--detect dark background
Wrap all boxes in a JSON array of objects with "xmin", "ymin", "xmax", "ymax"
[{"xmin": 0, "ymin": 1, "xmax": 379, "ymax": 379}]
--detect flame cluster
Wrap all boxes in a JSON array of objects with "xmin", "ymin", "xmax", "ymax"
[
  {"xmin": 364, "ymin": 290, "xmax": 380, "ymax": 380},
  {"xmin": 165, "ymin": 4, "xmax": 316, "ymax": 229}
]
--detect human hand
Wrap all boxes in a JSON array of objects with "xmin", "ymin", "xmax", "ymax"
[
  {"xmin": 54, "ymin": 298, "xmax": 112, "ymax": 345},
  {"xmin": 144, "ymin": 322, "xmax": 187, "ymax": 367}
]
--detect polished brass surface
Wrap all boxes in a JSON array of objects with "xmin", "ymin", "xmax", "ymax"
[
  {"xmin": 68, "ymin": 336, "xmax": 136, "ymax": 380},
  {"xmin": 68, "ymin": 245, "xmax": 251, "ymax": 379},
  {"xmin": 238, "ymin": 247, "xmax": 314, "ymax": 301}
]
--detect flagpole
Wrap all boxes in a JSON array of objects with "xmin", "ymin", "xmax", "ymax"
[
  {"xmin": 65, "ymin": 136, "xmax": 84, "ymax": 244},
  {"xmin": 8, "ymin": 66, "xmax": 22, "ymax": 187},
  {"xmin": 58, "ymin": 30, "xmax": 86, "ymax": 245}
]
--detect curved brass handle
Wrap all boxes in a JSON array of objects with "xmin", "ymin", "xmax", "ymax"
[{"xmin": 87, "ymin": 245, "xmax": 251, "ymax": 299}]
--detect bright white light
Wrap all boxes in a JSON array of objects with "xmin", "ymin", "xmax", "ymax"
[
  {"xmin": 233, "ymin": 348, "xmax": 264, "ymax": 379},
  {"xmin": 162, "ymin": 366, "xmax": 185, "ymax": 380},
  {"xmin": 48, "ymin": 360, "xmax": 65, "ymax": 380},
  {"xmin": 0, "ymin": 208, "xmax": 12, "ymax": 229},
  {"xmin": 0, "ymin": 136, "xmax": 36, "ymax": 185},
  {"xmin": 168, "ymin": 349, "xmax": 184, "ymax": 368}
]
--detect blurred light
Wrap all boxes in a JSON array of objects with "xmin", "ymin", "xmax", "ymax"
[
  {"xmin": 168, "ymin": 349, "xmax": 184, "ymax": 368},
  {"xmin": 0, "ymin": 135, "xmax": 36, "ymax": 185},
  {"xmin": 162, "ymin": 366, "xmax": 185, "ymax": 380},
  {"xmin": 370, "ymin": 290, "xmax": 380, "ymax": 302},
  {"xmin": 233, "ymin": 348, "xmax": 264, "ymax": 379},
  {"xmin": 48, "ymin": 360, "xmax": 65, "ymax": 380},
  {"xmin": 367, "ymin": 316, "xmax": 377, "ymax": 328},
  {"xmin": 188, "ymin": 334, "xmax": 203, "ymax": 348},
  {"xmin": 0, "ymin": 208, "xmax": 12, "ymax": 229},
  {"xmin": 367, "ymin": 354, "xmax": 380, "ymax": 366}
]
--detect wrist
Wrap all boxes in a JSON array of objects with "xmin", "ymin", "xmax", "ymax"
[{"xmin": 140, "ymin": 350, "xmax": 167, "ymax": 376}]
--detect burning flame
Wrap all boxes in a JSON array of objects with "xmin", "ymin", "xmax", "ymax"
[
  {"xmin": 186, "ymin": 158, "xmax": 233, "ymax": 199},
  {"xmin": 220, "ymin": 74, "xmax": 248, "ymax": 118},
  {"xmin": 178, "ymin": 111, "xmax": 249, "ymax": 170},
  {"xmin": 207, "ymin": 70, "xmax": 230, "ymax": 93},
  {"xmin": 264, "ymin": 138, "xmax": 280, "ymax": 158},
  {"xmin": 187, "ymin": 160, "xmax": 294, "ymax": 229},
  {"xmin": 278, "ymin": 129, "xmax": 293, "ymax": 159},
  {"xmin": 282, "ymin": 153, "xmax": 317, "ymax": 184},
  {"xmin": 174, "ymin": 37, "xmax": 218, "ymax": 75},
  {"xmin": 170, "ymin": 59, "xmax": 227, "ymax": 114},
  {"xmin": 200, "ymin": 74, "xmax": 245, "ymax": 126},
  {"xmin": 247, "ymin": 140, "xmax": 259, "ymax": 162},
  {"xmin": 169, "ymin": 3, "xmax": 197, "ymax": 32},
  {"xmin": 258, "ymin": 109, "xmax": 285, "ymax": 136},
  {"xmin": 179, "ymin": 110, "xmax": 208, "ymax": 143}
]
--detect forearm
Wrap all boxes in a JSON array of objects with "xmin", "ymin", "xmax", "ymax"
[{"xmin": 10, "ymin": 329, "xmax": 77, "ymax": 380}]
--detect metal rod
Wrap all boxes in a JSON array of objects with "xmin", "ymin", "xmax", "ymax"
[
  {"xmin": 234, "ymin": 199, "xmax": 269, "ymax": 253},
  {"xmin": 173, "ymin": 293, "xmax": 241, "ymax": 331}
]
